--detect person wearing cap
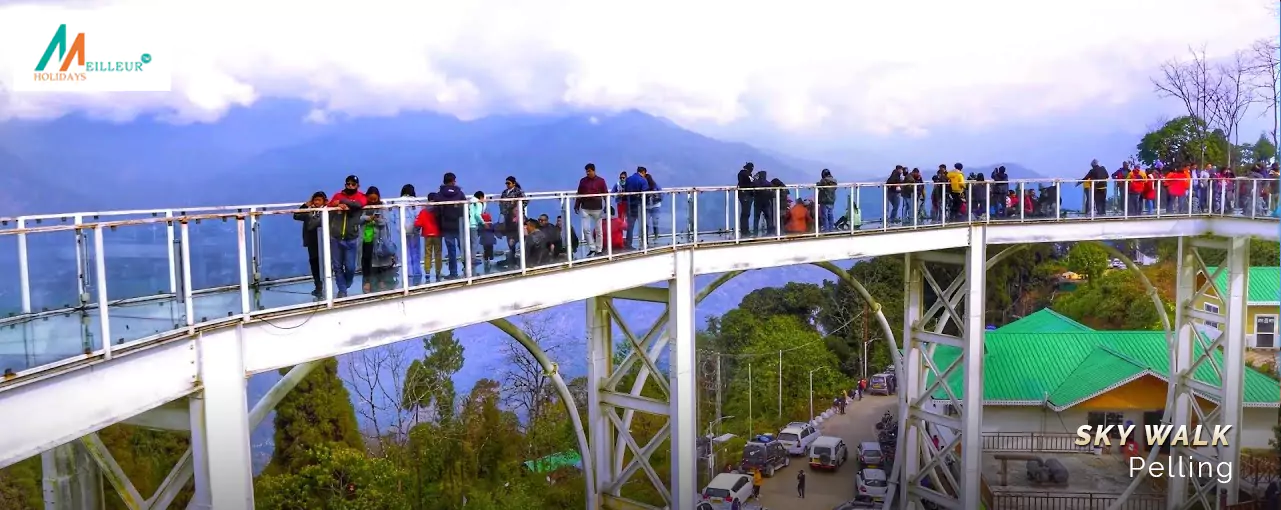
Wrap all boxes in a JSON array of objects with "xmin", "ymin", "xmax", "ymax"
[
  {"xmin": 293, "ymin": 191, "xmax": 329, "ymax": 298},
  {"xmin": 327, "ymin": 175, "xmax": 366, "ymax": 298},
  {"xmin": 816, "ymin": 169, "xmax": 837, "ymax": 231}
]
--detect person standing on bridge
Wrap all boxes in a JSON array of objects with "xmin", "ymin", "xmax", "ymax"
[
  {"xmin": 575, "ymin": 163, "xmax": 608, "ymax": 257},
  {"xmin": 737, "ymin": 162, "xmax": 756, "ymax": 237},
  {"xmin": 294, "ymin": 191, "xmax": 328, "ymax": 298},
  {"xmin": 433, "ymin": 173, "xmax": 467, "ymax": 279},
  {"xmin": 816, "ymin": 168, "xmax": 837, "ymax": 232},
  {"xmin": 796, "ymin": 468, "xmax": 806, "ymax": 498},
  {"xmin": 328, "ymin": 175, "xmax": 367, "ymax": 298}
]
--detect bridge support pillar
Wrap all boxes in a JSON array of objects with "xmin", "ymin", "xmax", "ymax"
[
  {"xmin": 41, "ymin": 442, "xmax": 104, "ymax": 510},
  {"xmin": 900, "ymin": 232, "xmax": 995, "ymax": 510},
  {"xmin": 192, "ymin": 326, "xmax": 254, "ymax": 510},
  {"xmin": 668, "ymin": 251, "xmax": 698, "ymax": 510},
  {"xmin": 1169, "ymin": 236, "xmax": 1249, "ymax": 510},
  {"xmin": 584, "ymin": 265, "xmax": 701, "ymax": 510}
]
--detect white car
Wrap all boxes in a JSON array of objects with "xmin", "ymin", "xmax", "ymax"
[
  {"xmin": 701, "ymin": 473, "xmax": 753, "ymax": 507},
  {"xmin": 777, "ymin": 423, "xmax": 818, "ymax": 456},
  {"xmin": 857, "ymin": 468, "xmax": 889, "ymax": 500}
]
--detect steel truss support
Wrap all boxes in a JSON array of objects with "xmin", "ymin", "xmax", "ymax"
[
  {"xmin": 901, "ymin": 229, "xmax": 991, "ymax": 510},
  {"xmin": 585, "ymin": 254, "xmax": 698, "ymax": 510},
  {"xmin": 39, "ymin": 353, "xmax": 322, "ymax": 510},
  {"xmin": 1168, "ymin": 236, "xmax": 1248, "ymax": 510}
]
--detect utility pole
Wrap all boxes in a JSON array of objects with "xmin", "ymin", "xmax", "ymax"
[
  {"xmin": 777, "ymin": 349, "xmax": 783, "ymax": 420},
  {"xmin": 748, "ymin": 363, "xmax": 753, "ymax": 436},
  {"xmin": 716, "ymin": 355, "xmax": 722, "ymax": 436}
]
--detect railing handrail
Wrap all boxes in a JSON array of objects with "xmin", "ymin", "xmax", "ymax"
[
  {"xmin": 3, "ymin": 175, "xmax": 1275, "ymax": 226},
  {"xmin": 2, "ymin": 176, "xmax": 1276, "ymax": 236}
]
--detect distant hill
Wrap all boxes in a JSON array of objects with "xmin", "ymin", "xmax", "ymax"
[{"xmin": 0, "ymin": 106, "xmax": 819, "ymax": 213}]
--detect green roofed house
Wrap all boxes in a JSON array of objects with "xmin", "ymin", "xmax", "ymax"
[
  {"xmin": 1193, "ymin": 267, "xmax": 1280, "ymax": 348},
  {"xmin": 925, "ymin": 308, "xmax": 1281, "ymax": 449}
]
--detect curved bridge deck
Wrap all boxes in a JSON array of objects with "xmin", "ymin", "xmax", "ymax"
[{"xmin": 0, "ymin": 179, "xmax": 1276, "ymax": 469}]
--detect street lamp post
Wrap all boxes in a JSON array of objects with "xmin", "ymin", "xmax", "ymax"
[
  {"xmin": 809, "ymin": 366, "xmax": 829, "ymax": 423},
  {"xmin": 748, "ymin": 363, "xmax": 753, "ymax": 436}
]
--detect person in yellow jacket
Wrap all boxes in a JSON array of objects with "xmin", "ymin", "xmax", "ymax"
[
  {"xmin": 945, "ymin": 163, "xmax": 966, "ymax": 220},
  {"xmin": 752, "ymin": 468, "xmax": 763, "ymax": 498}
]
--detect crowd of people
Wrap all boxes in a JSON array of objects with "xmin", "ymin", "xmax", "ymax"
[{"xmin": 291, "ymin": 160, "xmax": 1278, "ymax": 298}]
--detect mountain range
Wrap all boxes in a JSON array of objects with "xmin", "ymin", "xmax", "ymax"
[{"xmin": 0, "ymin": 101, "xmax": 1050, "ymax": 217}]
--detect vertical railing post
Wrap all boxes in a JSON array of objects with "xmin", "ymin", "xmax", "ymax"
[
  {"xmin": 17, "ymin": 218, "xmax": 30, "ymax": 313},
  {"xmin": 670, "ymin": 191, "xmax": 677, "ymax": 250},
  {"xmin": 463, "ymin": 202, "xmax": 474, "ymax": 279},
  {"xmin": 641, "ymin": 192, "xmax": 649, "ymax": 251},
  {"xmin": 93, "ymin": 224, "xmax": 112, "ymax": 359},
  {"xmin": 563, "ymin": 196, "xmax": 575, "ymax": 264},
  {"xmin": 320, "ymin": 208, "xmax": 334, "ymax": 307},
  {"xmin": 1054, "ymin": 180, "xmax": 1061, "ymax": 219},
  {"xmin": 813, "ymin": 184, "xmax": 820, "ymax": 236},
  {"xmin": 236, "ymin": 216, "xmax": 250, "ymax": 317},
  {"xmin": 774, "ymin": 188, "xmax": 781, "ymax": 239},
  {"xmin": 733, "ymin": 189, "xmax": 741, "ymax": 243},
  {"xmin": 165, "ymin": 211, "xmax": 177, "ymax": 295},
  {"xmin": 604, "ymin": 195, "xmax": 612, "ymax": 259},
  {"xmin": 517, "ymin": 197, "xmax": 527, "ymax": 271},
  {"xmin": 1123, "ymin": 180, "xmax": 1129, "ymax": 219},
  {"xmin": 74, "ymin": 215, "xmax": 88, "ymax": 304},
  {"xmin": 849, "ymin": 184, "xmax": 857, "ymax": 233},
  {"xmin": 248, "ymin": 207, "xmax": 261, "ymax": 286},
  {"xmin": 692, "ymin": 191, "xmax": 700, "ymax": 245},
  {"xmin": 881, "ymin": 185, "xmax": 888, "ymax": 231},
  {"xmin": 398, "ymin": 204, "xmax": 409, "ymax": 292},
  {"xmin": 180, "ymin": 221, "xmax": 195, "ymax": 331}
]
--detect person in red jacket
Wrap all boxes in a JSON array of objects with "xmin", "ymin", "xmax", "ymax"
[
  {"xmin": 414, "ymin": 192, "xmax": 442, "ymax": 281},
  {"xmin": 602, "ymin": 206, "xmax": 626, "ymax": 251},
  {"xmin": 329, "ymin": 174, "xmax": 368, "ymax": 208},
  {"xmin": 1165, "ymin": 166, "xmax": 1191, "ymax": 213}
]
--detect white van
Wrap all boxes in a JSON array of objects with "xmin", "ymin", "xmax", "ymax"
[{"xmin": 777, "ymin": 423, "xmax": 818, "ymax": 456}]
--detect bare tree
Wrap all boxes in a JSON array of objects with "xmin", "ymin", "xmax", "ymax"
[
  {"xmin": 345, "ymin": 348, "xmax": 389, "ymax": 443},
  {"xmin": 1153, "ymin": 45, "xmax": 1221, "ymax": 165},
  {"xmin": 1251, "ymin": 38, "xmax": 1280, "ymax": 156},
  {"xmin": 501, "ymin": 310, "xmax": 568, "ymax": 423},
  {"xmin": 1207, "ymin": 50, "xmax": 1256, "ymax": 167}
]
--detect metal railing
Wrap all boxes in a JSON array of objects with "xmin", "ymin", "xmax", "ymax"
[
  {"xmin": 982, "ymin": 432, "xmax": 1094, "ymax": 453},
  {"xmin": 990, "ymin": 491, "xmax": 1166, "ymax": 510},
  {"xmin": 0, "ymin": 176, "xmax": 1275, "ymax": 382}
]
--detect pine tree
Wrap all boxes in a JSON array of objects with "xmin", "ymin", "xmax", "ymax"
[{"xmin": 266, "ymin": 357, "xmax": 362, "ymax": 474}]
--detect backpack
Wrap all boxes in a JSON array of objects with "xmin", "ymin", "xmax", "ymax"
[{"xmin": 374, "ymin": 224, "xmax": 397, "ymax": 260}]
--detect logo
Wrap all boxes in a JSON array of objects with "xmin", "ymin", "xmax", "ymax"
[
  {"xmin": 31, "ymin": 24, "xmax": 151, "ymax": 83},
  {"xmin": 6, "ymin": 15, "xmax": 170, "ymax": 93}
]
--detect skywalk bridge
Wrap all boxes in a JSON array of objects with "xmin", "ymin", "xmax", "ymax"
[{"xmin": 0, "ymin": 177, "xmax": 1276, "ymax": 510}]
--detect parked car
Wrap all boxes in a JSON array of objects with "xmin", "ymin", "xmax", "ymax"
[
  {"xmin": 702, "ymin": 473, "xmax": 753, "ymax": 507},
  {"xmin": 857, "ymin": 441, "xmax": 885, "ymax": 468},
  {"xmin": 868, "ymin": 373, "xmax": 896, "ymax": 395},
  {"xmin": 777, "ymin": 423, "xmax": 819, "ymax": 456},
  {"xmin": 740, "ymin": 437, "xmax": 790, "ymax": 477},
  {"xmin": 856, "ymin": 468, "xmax": 889, "ymax": 500},
  {"xmin": 808, "ymin": 436, "xmax": 849, "ymax": 470}
]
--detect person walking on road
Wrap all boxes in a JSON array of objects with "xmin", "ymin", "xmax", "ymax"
[
  {"xmin": 796, "ymin": 469, "xmax": 806, "ymax": 498},
  {"xmin": 752, "ymin": 469, "xmax": 763, "ymax": 499}
]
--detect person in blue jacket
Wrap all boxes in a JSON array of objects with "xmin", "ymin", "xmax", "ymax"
[{"xmin": 622, "ymin": 167, "xmax": 650, "ymax": 249}]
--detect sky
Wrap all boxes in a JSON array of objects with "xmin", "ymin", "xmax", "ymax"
[{"xmin": 0, "ymin": 0, "xmax": 1278, "ymax": 167}]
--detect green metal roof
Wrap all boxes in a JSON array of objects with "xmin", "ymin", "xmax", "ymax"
[
  {"xmin": 928, "ymin": 330, "xmax": 1280, "ymax": 410},
  {"xmin": 1207, "ymin": 266, "xmax": 1281, "ymax": 304},
  {"xmin": 995, "ymin": 308, "xmax": 1094, "ymax": 333},
  {"xmin": 523, "ymin": 451, "xmax": 582, "ymax": 474}
]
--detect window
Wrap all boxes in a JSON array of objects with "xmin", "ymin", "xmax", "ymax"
[
  {"xmin": 1257, "ymin": 315, "xmax": 1277, "ymax": 348},
  {"xmin": 944, "ymin": 404, "xmax": 959, "ymax": 417},
  {"xmin": 1087, "ymin": 412, "xmax": 1124, "ymax": 433},
  {"xmin": 1203, "ymin": 303, "xmax": 1220, "ymax": 329}
]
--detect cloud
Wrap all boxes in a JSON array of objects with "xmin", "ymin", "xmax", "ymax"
[{"xmin": 0, "ymin": 0, "xmax": 1274, "ymax": 136}]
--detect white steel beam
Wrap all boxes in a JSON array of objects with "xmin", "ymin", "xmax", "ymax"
[
  {"xmin": 121, "ymin": 400, "xmax": 191, "ymax": 431},
  {"xmin": 1219, "ymin": 237, "xmax": 1248, "ymax": 504},
  {"xmin": 193, "ymin": 327, "xmax": 254, "ymax": 510},
  {"xmin": 242, "ymin": 255, "xmax": 675, "ymax": 374},
  {"xmin": 0, "ymin": 340, "xmax": 197, "ymax": 469},
  {"xmin": 960, "ymin": 227, "xmax": 986, "ymax": 510},
  {"xmin": 41, "ymin": 442, "xmax": 104, "ymax": 510},
  {"xmin": 604, "ymin": 286, "xmax": 671, "ymax": 303},
  {"xmin": 601, "ymin": 390, "xmax": 670, "ymax": 417},
  {"xmin": 585, "ymin": 296, "xmax": 614, "ymax": 506},
  {"xmin": 1169, "ymin": 238, "xmax": 1196, "ymax": 510},
  {"xmin": 900, "ymin": 252, "xmax": 924, "ymax": 510},
  {"xmin": 668, "ymin": 250, "xmax": 698, "ymax": 510}
]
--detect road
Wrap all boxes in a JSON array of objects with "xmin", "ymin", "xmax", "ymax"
[{"xmin": 756, "ymin": 395, "xmax": 897, "ymax": 510}]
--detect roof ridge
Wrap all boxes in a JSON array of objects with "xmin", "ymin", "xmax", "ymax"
[{"xmin": 1093, "ymin": 343, "xmax": 1148, "ymax": 368}]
